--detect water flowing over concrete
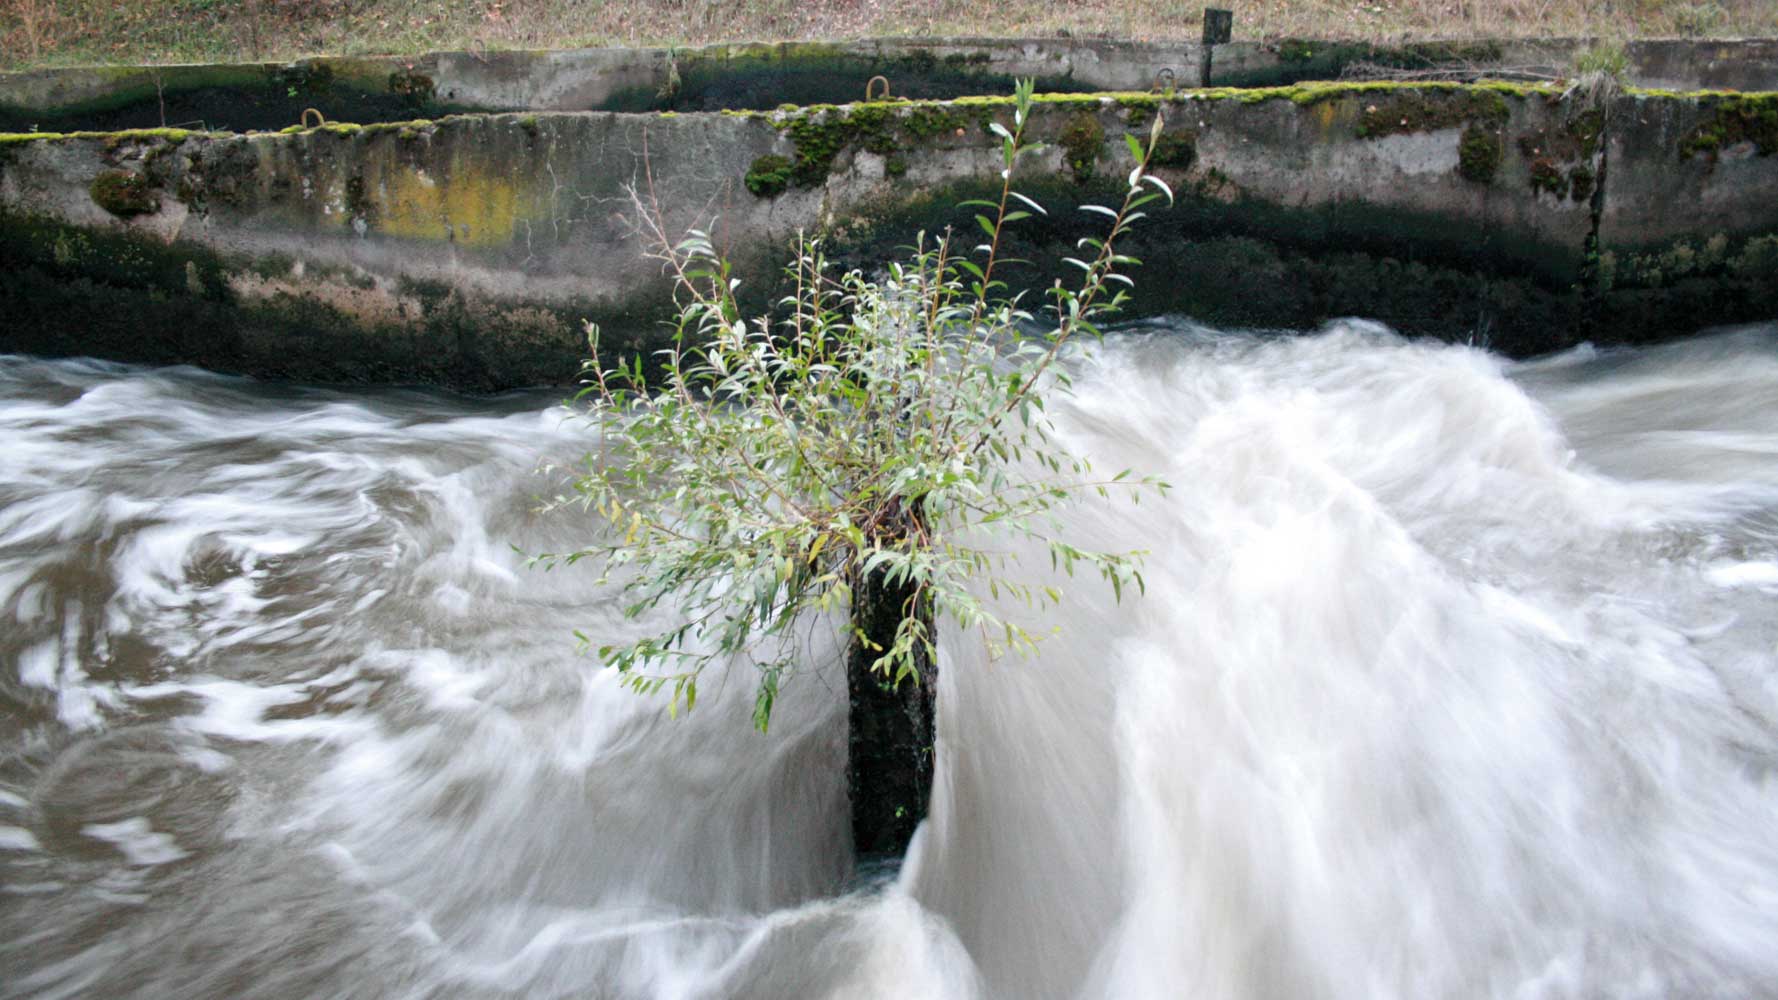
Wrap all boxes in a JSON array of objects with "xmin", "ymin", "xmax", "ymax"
[{"xmin": 3, "ymin": 321, "xmax": 1778, "ymax": 998}]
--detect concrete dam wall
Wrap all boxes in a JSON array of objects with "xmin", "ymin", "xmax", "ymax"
[
  {"xmin": 4, "ymin": 36, "xmax": 1777, "ymax": 132},
  {"xmin": 1, "ymin": 75, "xmax": 1775, "ymax": 388}
]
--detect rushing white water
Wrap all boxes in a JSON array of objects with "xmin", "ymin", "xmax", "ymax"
[{"xmin": 2, "ymin": 321, "xmax": 1778, "ymax": 1000}]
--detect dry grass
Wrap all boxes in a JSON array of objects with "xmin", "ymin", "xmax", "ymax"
[
  {"xmin": 3, "ymin": 0, "xmax": 58, "ymax": 62},
  {"xmin": 2, "ymin": 0, "xmax": 1774, "ymax": 71}
]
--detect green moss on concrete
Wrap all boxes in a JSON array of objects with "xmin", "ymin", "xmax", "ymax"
[
  {"xmin": 0, "ymin": 131, "xmax": 69, "ymax": 147},
  {"xmin": 275, "ymin": 117, "xmax": 441, "ymax": 140},
  {"xmin": 1529, "ymin": 157, "xmax": 1569, "ymax": 198},
  {"xmin": 1605, "ymin": 233, "xmax": 1775, "ymax": 289},
  {"xmin": 110, "ymin": 126, "xmax": 198, "ymax": 143},
  {"xmin": 796, "ymin": 81, "xmax": 1556, "ymax": 119},
  {"xmin": 1281, "ymin": 80, "xmax": 1546, "ymax": 109},
  {"xmin": 89, "ymin": 169, "xmax": 158, "ymax": 216},
  {"xmin": 745, "ymin": 153, "xmax": 794, "ymax": 197},
  {"xmin": 1597, "ymin": 232, "xmax": 1778, "ymax": 343},
  {"xmin": 783, "ymin": 108, "xmax": 856, "ymax": 186},
  {"xmin": 1458, "ymin": 124, "xmax": 1503, "ymax": 183},
  {"xmin": 1679, "ymin": 95, "xmax": 1778, "ymax": 160},
  {"xmin": 1354, "ymin": 88, "xmax": 1509, "ymax": 139},
  {"xmin": 1148, "ymin": 129, "xmax": 1197, "ymax": 170},
  {"xmin": 775, "ymin": 100, "xmax": 971, "ymax": 188},
  {"xmin": 2, "ymin": 126, "xmax": 202, "ymax": 146},
  {"xmin": 1058, "ymin": 113, "xmax": 1103, "ymax": 182},
  {"xmin": 1567, "ymin": 164, "xmax": 1595, "ymax": 202},
  {"xmin": 902, "ymin": 104, "xmax": 969, "ymax": 139}
]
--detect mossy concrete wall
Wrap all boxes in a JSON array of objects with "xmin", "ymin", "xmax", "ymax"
[
  {"xmin": 1594, "ymin": 92, "xmax": 1778, "ymax": 337},
  {"xmin": 1626, "ymin": 39, "xmax": 1778, "ymax": 93},
  {"xmin": 4, "ymin": 37, "xmax": 1776, "ymax": 133},
  {"xmin": 1, "ymin": 84, "xmax": 1774, "ymax": 388}
]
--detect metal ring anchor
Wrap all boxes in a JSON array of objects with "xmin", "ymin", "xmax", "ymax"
[
  {"xmin": 300, "ymin": 108, "xmax": 327, "ymax": 129},
  {"xmin": 865, "ymin": 75, "xmax": 892, "ymax": 102},
  {"xmin": 1151, "ymin": 68, "xmax": 1177, "ymax": 93}
]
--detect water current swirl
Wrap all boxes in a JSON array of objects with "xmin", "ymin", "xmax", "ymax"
[{"xmin": 2, "ymin": 320, "xmax": 1777, "ymax": 999}]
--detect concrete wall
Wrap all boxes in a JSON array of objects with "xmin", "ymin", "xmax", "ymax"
[
  {"xmin": 1626, "ymin": 38, "xmax": 1778, "ymax": 92},
  {"xmin": 2, "ymin": 83, "xmax": 1774, "ymax": 388},
  {"xmin": 1594, "ymin": 91, "xmax": 1778, "ymax": 336},
  {"xmin": 3, "ymin": 37, "xmax": 1776, "ymax": 133}
]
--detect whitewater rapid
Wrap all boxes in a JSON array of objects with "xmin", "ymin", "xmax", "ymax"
[{"xmin": 2, "ymin": 321, "xmax": 1776, "ymax": 999}]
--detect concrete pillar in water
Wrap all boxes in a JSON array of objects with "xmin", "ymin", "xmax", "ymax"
[{"xmin": 845, "ymin": 565, "xmax": 937, "ymax": 859}]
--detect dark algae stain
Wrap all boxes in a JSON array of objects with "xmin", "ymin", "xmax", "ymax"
[
  {"xmin": 0, "ymin": 61, "xmax": 474, "ymax": 136},
  {"xmin": 89, "ymin": 169, "xmax": 158, "ymax": 217},
  {"xmin": 0, "ymin": 211, "xmax": 649, "ymax": 391},
  {"xmin": 597, "ymin": 42, "xmax": 1089, "ymax": 113},
  {"xmin": 1253, "ymin": 40, "xmax": 1507, "ymax": 87}
]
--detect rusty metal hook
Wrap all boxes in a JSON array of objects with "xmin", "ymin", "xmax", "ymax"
[
  {"xmin": 300, "ymin": 108, "xmax": 327, "ymax": 129},
  {"xmin": 865, "ymin": 75, "xmax": 891, "ymax": 102},
  {"xmin": 1150, "ymin": 68, "xmax": 1177, "ymax": 93}
]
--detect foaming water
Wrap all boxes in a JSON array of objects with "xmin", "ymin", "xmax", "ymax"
[{"xmin": 2, "ymin": 322, "xmax": 1777, "ymax": 999}]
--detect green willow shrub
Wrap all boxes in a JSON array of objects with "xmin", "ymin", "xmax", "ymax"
[{"xmin": 543, "ymin": 81, "xmax": 1172, "ymax": 730}]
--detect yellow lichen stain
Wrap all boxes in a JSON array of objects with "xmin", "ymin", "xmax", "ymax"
[
  {"xmin": 335, "ymin": 155, "xmax": 527, "ymax": 247},
  {"xmin": 380, "ymin": 167, "xmax": 521, "ymax": 247},
  {"xmin": 1311, "ymin": 99, "xmax": 1343, "ymax": 134}
]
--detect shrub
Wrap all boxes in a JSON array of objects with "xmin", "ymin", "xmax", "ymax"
[{"xmin": 542, "ymin": 81, "xmax": 1172, "ymax": 731}]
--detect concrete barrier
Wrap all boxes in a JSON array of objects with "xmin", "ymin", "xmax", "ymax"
[
  {"xmin": 4, "ymin": 36, "xmax": 1776, "ymax": 133},
  {"xmin": 1, "ymin": 82, "xmax": 1774, "ymax": 388}
]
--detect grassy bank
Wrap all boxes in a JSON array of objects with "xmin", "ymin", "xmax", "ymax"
[{"xmin": 3, "ymin": 0, "xmax": 1774, "ymax": 72}]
